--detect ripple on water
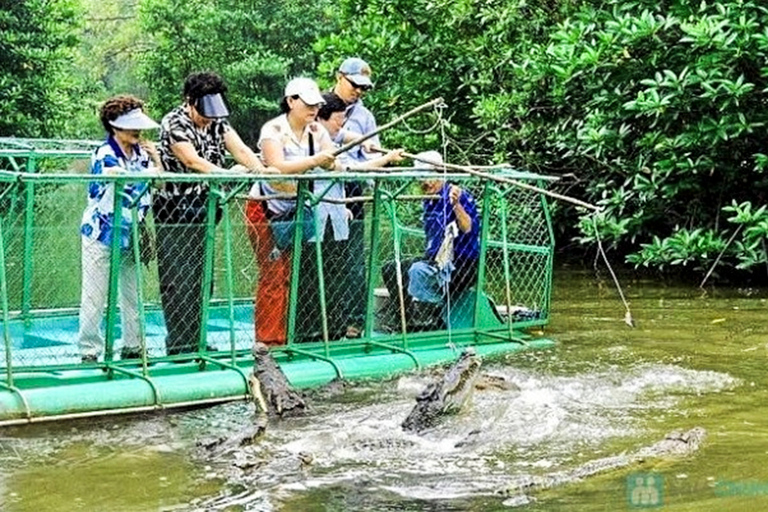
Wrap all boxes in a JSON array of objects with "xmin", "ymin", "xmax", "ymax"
[{"xmin": 0, "ymin": 362, "xmax": 738, "ymax": 510}]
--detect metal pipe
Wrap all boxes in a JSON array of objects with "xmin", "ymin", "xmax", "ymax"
[
  {"xmin": 0, "ymin": 396, "xmax": 248, "ymax": 427},
  {"xmin": 364, "ymin": 184, "xmax": 382, "ymax": 337},
  {"xmin": 104, "ymin": 180, "xmax": 125, "ymax": 364},
  {"xmin": 0, "ymin": 217, "xmax": 15, "ymax": 385},
  {"xmin": 198, "ymin": 187, "xmax": 220, "ymax": 358},
  {"xmin": 473, "ymin": 182, "xmax": 493, "ymax": 334},
  {"xmin": 130, "ymin": 206, "xmax": 150, "ymax": 375},
  {"xmin": 286, "ymin": 182, "xmax": 308, "ymax": 345},
  {"xmin": 20, "ymin": 156, "xmax": 36, "ymax": 325}
]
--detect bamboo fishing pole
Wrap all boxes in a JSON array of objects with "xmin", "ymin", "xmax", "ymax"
[
  {"xmin": 332, "ymin": 98, "xmax": 444, "ymax": 157},
  {"xmin": 385, "ymin": 149, "xmax": 601, "ymax": 212}
]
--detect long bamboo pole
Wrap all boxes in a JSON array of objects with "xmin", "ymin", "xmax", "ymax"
[
  {"xmin": 373, "ymin": 149, "xmax": 601, "ymax": 212},
  {"xmin": 332, "ymin": 98, "xmax": 444, "ymax": 157}
]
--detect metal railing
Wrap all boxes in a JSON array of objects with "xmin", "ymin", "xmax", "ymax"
[{"xmin": 0, "ymin": 139, "xmax": 555, "ymax": 385}]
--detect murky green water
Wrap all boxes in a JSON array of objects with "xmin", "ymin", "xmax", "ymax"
[{"xmin": 2, "ymin": 269, "xmax": 767, "ymax": 511}]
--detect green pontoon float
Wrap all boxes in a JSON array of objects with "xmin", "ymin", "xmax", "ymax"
[{"xmin": 0, "ymin": 138, "xmax": 556, "ymax": 425}]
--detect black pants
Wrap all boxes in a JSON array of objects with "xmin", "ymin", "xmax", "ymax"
[
  {"xmin": 154, "ymin": 222, "xmax": 206, "ymax": 354},
  {"xmin": 153, "ymin": 194, "xmax": 217, "ymax": 355},
  {"xmin": 295, "ymin": 224, "xmax": 354, "ymax": 342}
]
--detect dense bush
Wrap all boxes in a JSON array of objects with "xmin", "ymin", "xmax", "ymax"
[
  {"xmin": 4, "ymin": 0, "xmax": 768, "ymax": 280},
  {"xmin": 314, "ymin": 0, "xmax": 576, "ymax": 157},
  {"xmin": 0, "ymin": 0, "xmax": 83, "ymax": 137},
  {"xmin": 488, "ymin": 0, "xmax": 768, "ymax": 276}
]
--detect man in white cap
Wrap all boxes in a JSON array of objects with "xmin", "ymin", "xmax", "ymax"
[
  {"xmin": 381, "ymin": 151, "xmax": 480, "ymax": 331},
  {"xmin": 331, "ymin": 57, "xmax": 378, "ymax": 337}
]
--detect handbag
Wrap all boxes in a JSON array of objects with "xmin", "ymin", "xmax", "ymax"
[
  {"xmin": 269, "ymin": 207, "xmax": 315, "ymax": 250},
  {"xmin": 267, "ymin": 132, "xmax": 316, "ymax": 250}
]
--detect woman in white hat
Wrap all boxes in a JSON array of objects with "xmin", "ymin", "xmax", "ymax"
[
  {"xmin": 79, "ymin": 95, "xmax": 161, "ymax": 363},
  {"xmin": 245, "ymin": 77, "xmax": 339, "ymax": 346}
]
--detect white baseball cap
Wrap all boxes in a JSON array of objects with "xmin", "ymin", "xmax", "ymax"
[
  {"xmin": 284, "ymin": 77, "xmax": 325, "ymax": 106},
  {"xmin": 109, "ymin": 109, "xmax": 160, "ymax": 130}
]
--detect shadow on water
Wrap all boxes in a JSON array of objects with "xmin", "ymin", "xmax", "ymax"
[{"xmin": 2, "ymin": 268, "xmax": 768, "ymax": 511}]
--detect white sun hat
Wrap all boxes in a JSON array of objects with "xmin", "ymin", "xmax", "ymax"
[
  {"xmin": 109, "ymin": 109, "xmax": 160, "ymax": 130},
  {"xmin": 284, "ymin": 77, "xmax": 325, "ymax": 106},
  {"xmin": 412, "ymin": 150, "xmax": 444, "ymax": 169}
]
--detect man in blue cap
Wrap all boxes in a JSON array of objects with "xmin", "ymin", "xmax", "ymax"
[{"xmin": 331, "ymin": 57, "xmax": 377, "ymax": 338}]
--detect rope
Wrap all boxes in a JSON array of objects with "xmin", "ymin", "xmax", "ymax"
[
  {"xmin": 591, "ymin": 214, "xmax": 635, "ymax": 328},
  {"xmin": 402, "ymin": 111, "xmax": 442, "ymax": 135},
  {"xmin": 435, "ymin": 103, "xmax": 457, "ymax": 352}
]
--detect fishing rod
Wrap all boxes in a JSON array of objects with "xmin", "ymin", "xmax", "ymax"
[
  {"xmin": 388, "ymin": 149, "xmax": 601, "ymax": 212},
  {"xmin": 332, "ymin": 98, "xmax": 444, "ymax": 158}
]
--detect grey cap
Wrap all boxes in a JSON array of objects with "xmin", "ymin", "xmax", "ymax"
[
  {"xmin": 339, "ymin": 57, "xmax": 373, "ymax": 88},
  {"xmin": 109, "ymin": 109, "xmax": 160, "ymax": 131}
]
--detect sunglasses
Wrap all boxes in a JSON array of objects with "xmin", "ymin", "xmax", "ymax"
[{"xmin": 342, "ymin": 74, "xmax": 372, "ymax": 92}]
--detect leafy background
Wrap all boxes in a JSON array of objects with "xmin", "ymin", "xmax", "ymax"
[{"xmin": 2, "ymin": 0, "xmax": 768, "ymax": 281}]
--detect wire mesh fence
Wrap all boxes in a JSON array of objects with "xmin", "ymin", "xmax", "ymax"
[{"xmin": 0, "ymin": 141, "xmax": 554, "ymax": 372}]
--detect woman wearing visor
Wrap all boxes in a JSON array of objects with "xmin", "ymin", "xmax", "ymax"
[
  {"xmin": 154, "ymin": 71, "xmax": 268, "ymax": 356},
  {"xmin": 245, "ymin": 77, "xmax": 339, "ymax": 346},
  {"xmin": 79, "ymin": 95, "xmax": 161, "ymax": 363}
]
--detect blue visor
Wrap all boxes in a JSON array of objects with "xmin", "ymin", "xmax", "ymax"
[{"xmin": 196, "ymin": 93, "xmax": 230, "ymax": 118}]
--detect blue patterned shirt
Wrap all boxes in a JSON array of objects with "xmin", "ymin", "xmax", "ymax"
[{"xmin": 80, "ymin": 136, "xmax": 153, "ymax": 249}]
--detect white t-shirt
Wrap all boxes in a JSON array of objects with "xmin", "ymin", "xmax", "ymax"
[{"xmin": 250, "ymin": 114, "xmax": 349, "ymax": 241}]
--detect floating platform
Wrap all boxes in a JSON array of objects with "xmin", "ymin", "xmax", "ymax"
[
  {"xmin": 0, "ymin": 303, "xmax": 553, "ymax": 426},
  {"xmin": 0, "ymin": 138, "xmax": 557, "ymax": 425}
]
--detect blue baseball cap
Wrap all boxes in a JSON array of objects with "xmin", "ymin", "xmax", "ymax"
[{"xmin": 338, "ymin": 58, "xmax": 373, "ymax": 88}]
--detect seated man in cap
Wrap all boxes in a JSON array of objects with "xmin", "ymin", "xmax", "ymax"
[{"xmin": 381, "ymin": 151, "xmax": 480, "ymax": 331}]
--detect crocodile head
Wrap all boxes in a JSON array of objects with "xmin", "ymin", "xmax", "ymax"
[{"xmin": 402, "ymin": 349, "xmax": 482, "ymax": 433}]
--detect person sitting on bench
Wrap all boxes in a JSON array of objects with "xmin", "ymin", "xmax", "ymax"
[{"xmin": 382, "ymin": 151, "xmax": 480, "ymax": 330}]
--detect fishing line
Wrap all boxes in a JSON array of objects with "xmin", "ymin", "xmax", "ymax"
[
  {"xmin": 590, "ymin": 214, "xmax": 635, "ymax": 328},
  {"xmin": 402, "ymin": 111, "xmax": 442, "ymax": 135},
  {"xmin": 436, "ymin": 102, "xmax": 457, "ymax": 352}
]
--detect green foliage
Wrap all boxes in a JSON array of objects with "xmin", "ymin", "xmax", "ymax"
[
  {"xmin": 0, "ymin": 0, "xmax": 83, "ymax": 137},
  {"xmin": 4, "ymin": 0, "xmax": 768, "ymax": 280},
  {"xmin": 484, "ymin": 0, "xmax": 768, "ymax": 276},
  {"xmin": 314, "ymin": 0, "xmax": 573, "ymax": 157},
  {"xmin": 138, "ymin": 0, "xmax": 338, "ymax": 144},
  {"xmin": 625, "ymin": 228, "xmax": 726, "ymax": 270},
  {"xmin": 724, "ymin": 200, "xmax": 768, "ymax": 270}
]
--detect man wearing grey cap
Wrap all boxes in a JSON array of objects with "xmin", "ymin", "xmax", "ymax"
[
  {"xmin": 331, "ymin": 57, "xmax": 378, "ymax": 337},
  {"xmin": 154, "ymin": 71, "xmax": 269, "ymax": 356}
]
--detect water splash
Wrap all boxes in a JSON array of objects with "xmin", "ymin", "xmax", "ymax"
[{"xmin": 192, "ymin": 363, "xmax": 737, "ymax": 506}]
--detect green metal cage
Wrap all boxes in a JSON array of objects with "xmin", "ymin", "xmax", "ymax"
[{"xmin": 0, "ymin": 138, "xmax": 556, "ymax": 425}]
